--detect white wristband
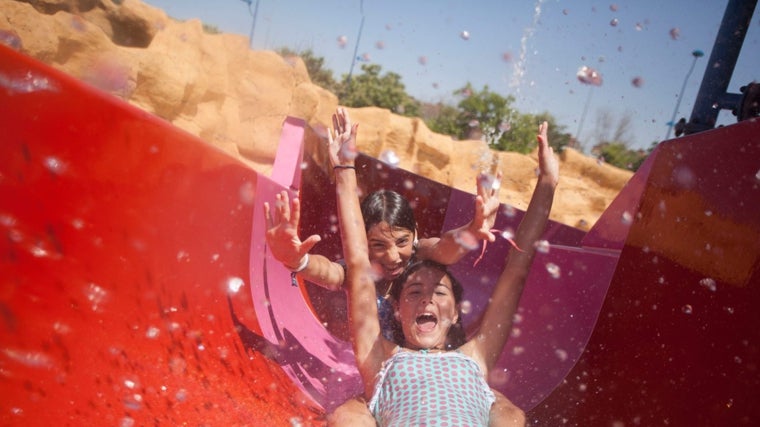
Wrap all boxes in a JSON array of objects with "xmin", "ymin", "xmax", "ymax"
[{"xmin": 288, "ymin": 254, "xmax": 310, "ymax": 273}]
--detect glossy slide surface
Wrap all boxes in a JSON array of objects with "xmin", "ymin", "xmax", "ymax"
[{"xmin": 0, "ymin": 45, "xmax": 321, "ymax": 426}]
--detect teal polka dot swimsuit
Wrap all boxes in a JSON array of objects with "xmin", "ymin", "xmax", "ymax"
[{"xmin": 368, "ymin": 348, "xmax": 495, "ymax": 426}]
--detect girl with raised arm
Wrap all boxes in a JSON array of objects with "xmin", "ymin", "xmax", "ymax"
[{"xmin": 329, "ymin": 107, "xmax": 558, "ymax": 426}]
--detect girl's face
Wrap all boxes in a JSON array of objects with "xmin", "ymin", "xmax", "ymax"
[
  {"xmin": 366, "ymin": 221, "xmax": 416, "ymax": 281},
  {"xmin": 394, "ymin": 266, "xmax": 459, "ymax": 351}
]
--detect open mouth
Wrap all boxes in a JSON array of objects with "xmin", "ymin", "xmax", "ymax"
[{"xmin": 415, "ymin": 312, "xmax": 438, "ymax": 332}]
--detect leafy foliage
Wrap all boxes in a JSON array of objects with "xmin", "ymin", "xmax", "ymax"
[
  {"xmin": 593, "ymin": 142, "xmax": 650, "ymax": 171},
  {"xmin": 336, "ymin": 64, "xmax": 420, "ymax": 117},
  {"xmin": 274, "ymin": 49, "xmax": 626, "ymax": 158}
]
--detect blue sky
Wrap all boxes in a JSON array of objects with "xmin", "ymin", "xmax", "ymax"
[{"xmin": 143, "ymin": 0, "xmax": 759, "ymax": 150}]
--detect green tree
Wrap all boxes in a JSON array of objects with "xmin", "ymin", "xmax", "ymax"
[
  {"xmin": 593, "ymin": 142, "xmax": 649, "ymax": 171},
  {"xmin": 454, "ymin": 83, "xmax": 515, "ymax": 144},
  {"xmin": 337, "ymin": 64, "xmax": 420, "ymax": 117},
  {"xmin": 424, "ymin": 103, "xmax": 460, "ymax": 137},
  {"xmin": 500, "ymin": 112, "xmax": 572, "ymax": 153}
]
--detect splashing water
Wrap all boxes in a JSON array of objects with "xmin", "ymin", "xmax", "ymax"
[
  {"xmin": 510, "ymin": 0, "xmax": 546, "ymax": 89},
  {"xmin": 226, "ymin": 276, "xmax": 245, "ymax": 294},
  {"xmin": 0, "ymin": 70, "xmax": 60, "ymax": 94},
  {"xmin": 535, "ymin": 240, "xmax": 550, "ymax": 253},
  {"xmin": 379, "ymin": 150, "xmax": 400, "ymax": 168},
  {"xmin": 699, "ymin": 278, "xmax": 717, "ymax": 292},
  {"xmin": 546, "ymin": 262, "xmax": 561, "ymax": 279},
  {"xmin": 577, "ymin": 66, "xmax": 603, "ymax": 86}
]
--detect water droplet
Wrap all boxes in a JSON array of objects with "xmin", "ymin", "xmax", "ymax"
[
  {"xmin": 535, "ymin": 240, "xmax": 551, "ymax": 253},
  {"xmin": 454, "ymin": 230, "xmax": 479, "ymax": 251},
  {"xmin": 461, "ymin": 300, "xmax": 472, "ymax": 314},
  {"xmin": 489, "ymin": 369, "xmax": 509, "ymax": 386},
  {"xmin": 403, "ymin": 179, "xmax": 414, "ymax": 190},
  {"xmin": 2, "ymin": 348, "xmax": 54, "ymax": 369},
  {"xmin": 669, "ymin": 27, "xmax": 680, "ymax": 40},
  {"xmin": 501, "ymin": 228, "xmax": 515, "ymax": 241},
  {"xmin": 754, "ymin": 169, "xmax": 760, "ymax": 181},
  {"xmin": 513, "ymin": 313, "xmax": 523, "ymax": 324},
  {"xmin": 226, "ymin": 276, "xmax": 245, "ymax": 294},
  {"xmin": 0, "ymin": 70, "xmax": 60, "ymax": 94},
  {"xmin": 578, "ymin": 383, "xmax": 587, "ymax": 392},
  {"xmin": 610, "ymin": 18, "xmax": 619, "ymax": 27},
  {"xmin": 339, "ymin": 140, "xmax": 358, "ymax": 160},
  {"xmin": 479, "ymin": 172, "xmax": 501, "ymax": 191},
  {"xmin": 502, "ymin": 205, "xmax": 516, "ymax": 218},
  {"xmin": 460, "ymin": 30, "xmax": 470, "ymax": 40},
  {"xmin": 175, "ymin": 389, "xmax": 188, "ymax": 402},
  {"xmin": 512, "ymin": 346, "xmax": 525, "ymax": 356},
  {"xmin": 555, "ymin": 348, "xmax": 568, "ymax": 361},
  {"xmin": 44, "ymin": 156, "xmax": 66, "ymax": 174},
  {"xmin": 145, "ymin": 326, "xmax": 160, "ymax": 339},
  {"xmin": 577, "ymin": 65, "xmax": 603, "ymax": 86},
  {"xmin": 621, "ymin": 211, "xmax": 633, "ymax": 225},
  {"xmin": 681, "ymin": 304, "xmax": 693, "ymax": 314},
  {"xmin": 85, "ymin": 282, "xmax": 108, "ymax": 312},
  {"xmin": 374, "ymin": 40, "xmax": 385, "ymax": 50},
  {"xmin": 546, "ymin": 262, "xmax": 561, "ymax": 279},
  {"xmin": 631, "ymin": 76, "xmax": 644, "ymax": 88},
  {"xmin": 379, "ymin": 150, "xmax": 400, "ymax": 168},
  {"xmin": 418, "ymin": 55, "xmax": 428, "ymax": 66},
  {"xmin": 120, "ymin": 417, "xmax": 135, "ymax": 427},
  {"xmin": 123, "ymin": 393, "xmax": 142, "ymax": 411},
  {"xmin": 609, "ymin": 4, "xmax": 619, "ymax": 12},
  {"xmin": 510, "ymin": 327, "xmax": 521, "ymax": 338},
  {"xmin": 239, "ymin": 181, "xmax": 255, "ymax": 205},
  {"xmin": 699, "ymin": 278, "xmax": 717, "ymax": 292},
  {"xmin": 336, "ymin": 35, "xmax": 347, "ymax": 48}
]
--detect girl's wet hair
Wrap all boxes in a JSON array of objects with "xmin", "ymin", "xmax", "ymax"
[
  {"xmin": 360, "ymin": 190, "xmax": 416, "ymax": 234},
  {"xmin": 388, "ymin": 259, "xmax": 466, "ymax": 349}
]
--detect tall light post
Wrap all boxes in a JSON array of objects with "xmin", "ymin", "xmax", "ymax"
[
  {"xmin": 242, "ymin": 0, "xmax": 261, "ymax": 49},
  {"xmin": 345, "ymin": 0, "xmax": 366, "ymax": 86},
  {"xmin": 665, "ymin": 49, "xmax": 704, "ymax": 140}
]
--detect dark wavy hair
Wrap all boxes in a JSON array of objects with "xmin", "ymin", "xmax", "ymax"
[
  {"xmin": 360, "ymin": 190, "xmax": 417, "ymax": 235},
  {"xmin": 387, "ymin": 259, "xmax": 466, "ymax": 349}
]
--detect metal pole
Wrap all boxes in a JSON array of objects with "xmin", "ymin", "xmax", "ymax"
[
  {"xmin": 345, "ymin": 1, "xmax": 365, "ymax": 86},
  {"xmin": 248, "ymin": 0, "xmax": 261, "ymax": 49},
  {"xmin": 665, "ymin": 52, "xmax": 701, "ymax": 140},
  {"xmin": 686, "ymin": 0, "xmax": 757, "ymax": 134}
]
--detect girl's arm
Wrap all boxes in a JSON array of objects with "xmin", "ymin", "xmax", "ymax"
[
  {"xmin": 415, "ymin": 172, "xmax": 501, "ymax": 265},
  {"xmin": 466, "ymin": 121, "xmax": 558, "ymax": 371},
  {"xmin": 328, "ymin": 108, "xmax": 393, "ymax": 395},
  {"xmin": 264, "ymin": 191, "xmax": 345, "ymax": 290}
]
